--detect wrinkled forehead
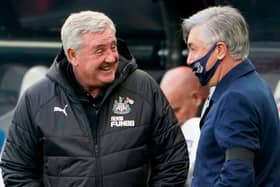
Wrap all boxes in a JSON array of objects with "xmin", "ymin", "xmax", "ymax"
[{"xmin": 80, "ymin": 29, "xmax": 117, "ymax": 47}]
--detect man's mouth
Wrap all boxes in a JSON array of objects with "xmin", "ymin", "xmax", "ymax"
[{"xmin": 100, "ymin": 64, "xmax": 113, "ymax": 71}]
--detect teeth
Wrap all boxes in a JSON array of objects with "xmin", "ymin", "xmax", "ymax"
[{"xmin": 101, "ymin": 65, "xmax": 111, "ymax": 71}]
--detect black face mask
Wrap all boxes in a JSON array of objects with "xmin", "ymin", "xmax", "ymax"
[{"xmin": 189, "ymin": 44, "xmax": 221, "ymax": 86}]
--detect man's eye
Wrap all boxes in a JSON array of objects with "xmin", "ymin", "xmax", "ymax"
[
  {"xmin": 111, "ymin": 44, "xmax": 117, "ymax": 50},
  {"xmin": 95, "ymin": 49, "xmax": 103, "ymax": 55},
  {"xmin": 188, "ymin": 47, "xmax": 195, "ymax": 52}
]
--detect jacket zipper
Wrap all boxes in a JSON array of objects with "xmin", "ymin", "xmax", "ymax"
[{"xmin": 92, "ymin": 104, "xmax": 103, "ymax": 187}]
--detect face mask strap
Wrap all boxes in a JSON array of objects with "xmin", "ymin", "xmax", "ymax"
[
  {"xmin": 196, "ymin": 44, "xmax": 217, "ymax": 65},
  {"xmin": 199, "ymin": 59, "xmax": 221, "ymax": 85}
]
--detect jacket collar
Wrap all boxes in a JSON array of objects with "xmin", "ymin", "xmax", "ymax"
[{"xmin": 211, "ymin": 59, "xmax": 256, "ymax": 102}]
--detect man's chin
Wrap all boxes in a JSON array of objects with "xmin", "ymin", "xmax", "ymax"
[{"xmin": 101, "ymin": 76, "xmax": 115, "ymax": 85}]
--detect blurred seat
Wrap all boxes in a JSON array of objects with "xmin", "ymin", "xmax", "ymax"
[
  {"xmin": 0, "ymin": 65, "xmax": 48, "ymax": 135},
  {"xmin": 18, "ymin": 65, "xmax": 49, "ymax": 99},
  {"xmin": 0, "ymin": 65, "xmax": 28, "ymax": 115}
]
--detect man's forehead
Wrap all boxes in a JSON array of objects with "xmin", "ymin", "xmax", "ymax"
[
  {"xmin": 81, "ymin": 29, "xmax": 116, "ymax": 39},
  {"xmin": 186, "ymin": 26, "xmax": 206, "ymax": 46},
  {"xmin": 81, "ymin": 31, "xmax": 116, "ymax": 47}
]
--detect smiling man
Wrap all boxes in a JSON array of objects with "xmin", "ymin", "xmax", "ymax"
[{"xmin": 0, "ymin": 11, "xmax": 188, "ymax": 187}]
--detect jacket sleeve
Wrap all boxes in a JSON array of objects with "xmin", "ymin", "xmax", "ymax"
[
  {"xmin": 214, "ymin": 92, "xmax": 259, "ymax": 187},
  {"xmin": 149, "ymin": 85, "xmax": 189, "ymax": 187},
  {"xmin": 0, "ymin": 92, "xmax": 43, "ymax": 187}
]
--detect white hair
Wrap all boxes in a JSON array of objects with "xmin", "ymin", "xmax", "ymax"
[
  {"xmin": 182, "ymin": 6, "xmax": 249, "ymax": 60},
  {"xmin": 61, "ymin": 10, "xmax": 116, "ymax": 58}
]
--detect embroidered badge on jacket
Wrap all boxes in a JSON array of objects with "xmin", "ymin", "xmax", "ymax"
[{"xmin": 112, "ymin": 96, "xmax": 134, "ymax": 115}]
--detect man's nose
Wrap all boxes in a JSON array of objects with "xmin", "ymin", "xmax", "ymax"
[
  {"xmin": 105, "ymin": 52, "xmax": 118, "ymax": 63},
  {"xmin": 186, "ymin": 55, "xmax": 193, "ymax": 65}
]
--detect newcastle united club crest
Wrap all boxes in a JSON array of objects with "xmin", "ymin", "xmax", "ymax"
[{"xmin": 112, "ymin": 96, "xmax": 134, "ymax": 115}]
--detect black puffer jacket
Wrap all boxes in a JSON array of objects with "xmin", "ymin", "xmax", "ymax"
[{"xmin": 1, "ymin": 43, "xmax": 188, "ymax": 187}]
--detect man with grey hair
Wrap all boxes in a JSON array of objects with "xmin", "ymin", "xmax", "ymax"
[
  {"xmin": 0, "ymin": 10, "xmax": 188, "ymax": 186},
  {"xmin": 182, "ymin": 5, "xmax": 280, "ymax": 187}
]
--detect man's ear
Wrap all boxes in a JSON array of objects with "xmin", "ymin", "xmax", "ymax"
[
  {"xmin": 67, "ymin": 48, "xmax": 78, "ymax": 66},
  {"xmin": 216, "ymin": 41, "xmax": 227, "ymax": 60}
]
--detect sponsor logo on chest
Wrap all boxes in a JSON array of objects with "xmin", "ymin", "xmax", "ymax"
[{"xmin": 110, "ymin": 116, "xmax": 135, "ymax": 127}]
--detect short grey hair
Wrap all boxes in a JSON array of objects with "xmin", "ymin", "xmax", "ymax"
[
  {"xmin": 182, "ymin": 6, "xmax": 249, "ymax": 60},
  {"xmin": 61, "ymin": 10, "xmax": 116, "ymax": 57}
]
